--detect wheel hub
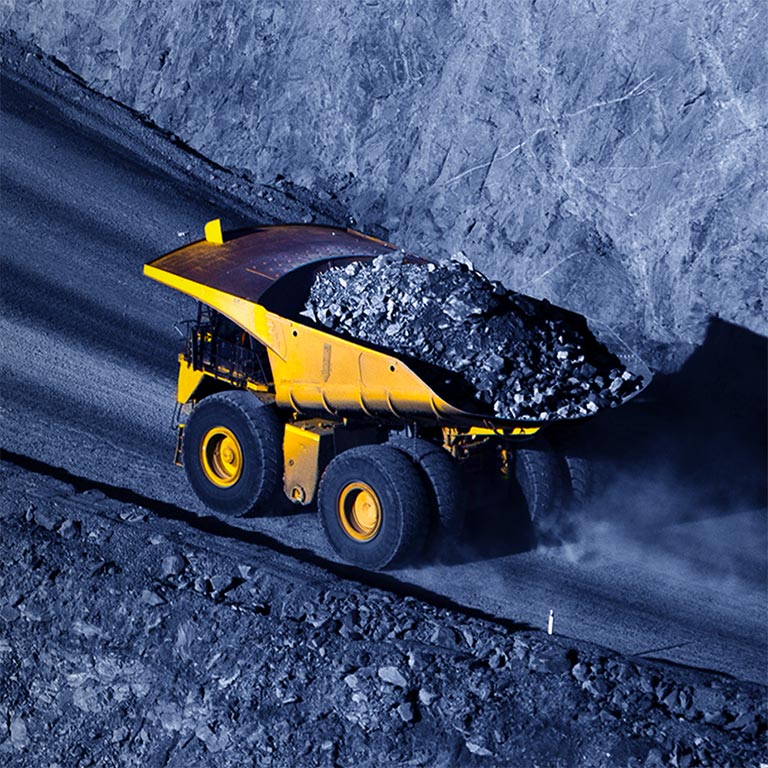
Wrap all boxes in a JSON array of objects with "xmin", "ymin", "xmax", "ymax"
[
  {"xmin": 338, "ymin": 482, "xmax": 382, "ymax": 541},
  {"xmin": 201, "ymin": 426, "xmax": 243, "ymax": 487}
]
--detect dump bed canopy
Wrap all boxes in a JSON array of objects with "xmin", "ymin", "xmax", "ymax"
[{"xmin": 145, "ymin": 225, "xmax": 398, "ymax": 304}]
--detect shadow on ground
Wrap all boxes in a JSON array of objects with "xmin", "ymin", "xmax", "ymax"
[
  {"xmin": 449, "ymin": 318, "xmax": 767, "ymax": 564},
  {"xmin": 583, "ymin": 317, "xmax": 767, "ymax": 514}
]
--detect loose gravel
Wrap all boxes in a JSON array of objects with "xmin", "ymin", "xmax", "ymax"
[{"xmin": 0, "ymin": 459, "xmax": 764, "ymax": 767}]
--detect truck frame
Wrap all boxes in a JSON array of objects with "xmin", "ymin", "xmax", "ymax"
[{"xmin": 145, "ymin": 220, "xmax": 601, "ymax": 568}]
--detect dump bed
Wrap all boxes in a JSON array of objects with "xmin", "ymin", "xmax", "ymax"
[
  {"xmin": 147, "ymin": 225, "xmax": 398, "ymax": 305},
  {"xmin": 145, "ymin": 224, "xmax": 544, "ymax": 435}
]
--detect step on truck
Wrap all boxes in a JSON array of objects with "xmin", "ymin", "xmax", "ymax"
[{"xmin": 144, "ymin": 221, "xmax": 642, "ymax": 569}]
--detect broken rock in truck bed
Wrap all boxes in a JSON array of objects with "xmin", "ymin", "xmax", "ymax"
[{"xmin": 305, "ymin": 253, "xmax": 643, "ymax": 421}]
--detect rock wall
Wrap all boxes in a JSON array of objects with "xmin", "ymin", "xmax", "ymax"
[{"xmin": 4, "ymin": 0, "xmax": 767, "ymax": 369}]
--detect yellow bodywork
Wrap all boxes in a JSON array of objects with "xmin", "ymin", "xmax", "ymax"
[
  {"xmin": 176, "ymin": 354, "xmax": 206, "ymax": 405},
  {"xmin": 145, "ymin": 221, "xmax": 541, "ymax": 505},
  {"xmin": 282, "ymin": 422, "xmax": 333, "ymax": 504},
  {"xmin": 145, "ymin": 261, "xmax": 540, "ymax": 432},
  {"xmin": 205, "ymin": 218, "xmax": 224, "ymax": 245}
]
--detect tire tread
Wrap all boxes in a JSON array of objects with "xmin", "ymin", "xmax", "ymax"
[
  {"xmin": 182, "ymin": 390, "xmax": 283, "ymax": 516},
  {"xmin": 388, "ymin": 437, "xmax": 464, "ymax": 536},
  {"xmin": 318, "ymin": 444, "xmax": 429, "ymax": 569}
]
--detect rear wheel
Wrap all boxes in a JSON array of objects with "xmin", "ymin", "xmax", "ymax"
[
  {"xmin": 182, "ymin": 391, "xmax": 283, "ymax": 516},
  {"xmin": 563, "ymin": 454, "xmax": 593, "ymax": 507},
  {"xmin": 318, "ymin": 445, "xmax": 429, "ymax": 569},
  {"xmin": 388, "ymin": 437, "xmax": 465, "ymax": 537},
  {"xmin": 513, "ymin": 443, "xmax": 567, "ymax": 542}
]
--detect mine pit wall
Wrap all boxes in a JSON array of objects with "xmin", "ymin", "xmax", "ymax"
[{"xmin": 4, "ymin": 0, "xmax": 766, "ymax": 371}]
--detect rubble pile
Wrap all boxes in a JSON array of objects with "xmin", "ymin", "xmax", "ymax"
[
  {"xmin": 0, "ymin": 460, "xmax": 764, "ymax": 767},
  {"xmin": 305, "ymin": 254, "xmax": 643, "ymax": 420}
]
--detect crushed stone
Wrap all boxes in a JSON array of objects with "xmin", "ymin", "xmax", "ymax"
[{"xmin": 305, "ymin": 253, "xmax": 643, "ymax": 420}]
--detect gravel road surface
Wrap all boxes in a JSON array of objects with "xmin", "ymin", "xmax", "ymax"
[{"xmin": 1, "ymin": 43, "xmax": 765, "ymax": 686}]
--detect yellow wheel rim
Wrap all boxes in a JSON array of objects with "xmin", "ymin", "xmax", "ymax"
[
  {"xmin": 338, "ymin": 482, "xmax": 382, "ymax": 541},
  {"xmin": 200, "ymin": 426, "xmax": 243, "ymax": 487}
]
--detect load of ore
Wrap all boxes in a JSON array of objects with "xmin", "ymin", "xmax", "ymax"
[{"xmin": 303, "ymin": 253, "xmax": 643, "ymax": 421}]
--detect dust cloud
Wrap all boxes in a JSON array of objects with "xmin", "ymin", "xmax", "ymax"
[{"xmin": 559, "ymin": 464, "xmax": 767, "ymax": 597}]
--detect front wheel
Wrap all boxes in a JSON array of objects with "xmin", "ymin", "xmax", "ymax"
[
  {"xmin": 318, "ymin": 445, "xmax": 430, "ymax": 570},
  {"xmin": 182, "ymin": 391, "xmax": 283, "ymax": 516}
]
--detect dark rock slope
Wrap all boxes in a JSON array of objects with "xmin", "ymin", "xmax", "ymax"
[
  {"xmin": 3, "ymin": 1, "xmax": 766, "ymax": 369},
  {"xmin": 0, "ymin": 459, "xmax": 764, "ymax": 767}
]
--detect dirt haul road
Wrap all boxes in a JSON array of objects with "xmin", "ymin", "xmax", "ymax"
[{"xmin": 1, "ymin": 42, "xmax": 766, "ymax": 685}]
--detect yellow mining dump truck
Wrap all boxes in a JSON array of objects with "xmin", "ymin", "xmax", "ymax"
[{"xmin": 145, "ymin": 221, "xmax": 593, "ymax": 568}]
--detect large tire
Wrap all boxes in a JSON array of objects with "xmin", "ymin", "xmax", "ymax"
[
  {"xmin": 388, "ymin": 437, "xmax": 465, "ymax": 537},
  {"xmin": 513, "ymin": 443, "xmax": 566, "ymax": 541},
  {"xmin": 318, "ymin": 445, "xmax": 430, "ymax": 570},
  {"xmin": 563, "ymin": 454, "xmax": 593, "ymax": 507},
  {"xmin": 182, "ymin": 391, "xmax": 283, "ymax": 517}
]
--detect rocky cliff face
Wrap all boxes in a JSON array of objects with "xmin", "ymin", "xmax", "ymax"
[{"xmin": 4, "ymin": 0, "xmax": 766, "ymax": 369}]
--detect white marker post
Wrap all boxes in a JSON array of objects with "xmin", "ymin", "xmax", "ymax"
[{"xmin": 547, "ymin": 609, "xmax": 554, "ymax": 635}]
